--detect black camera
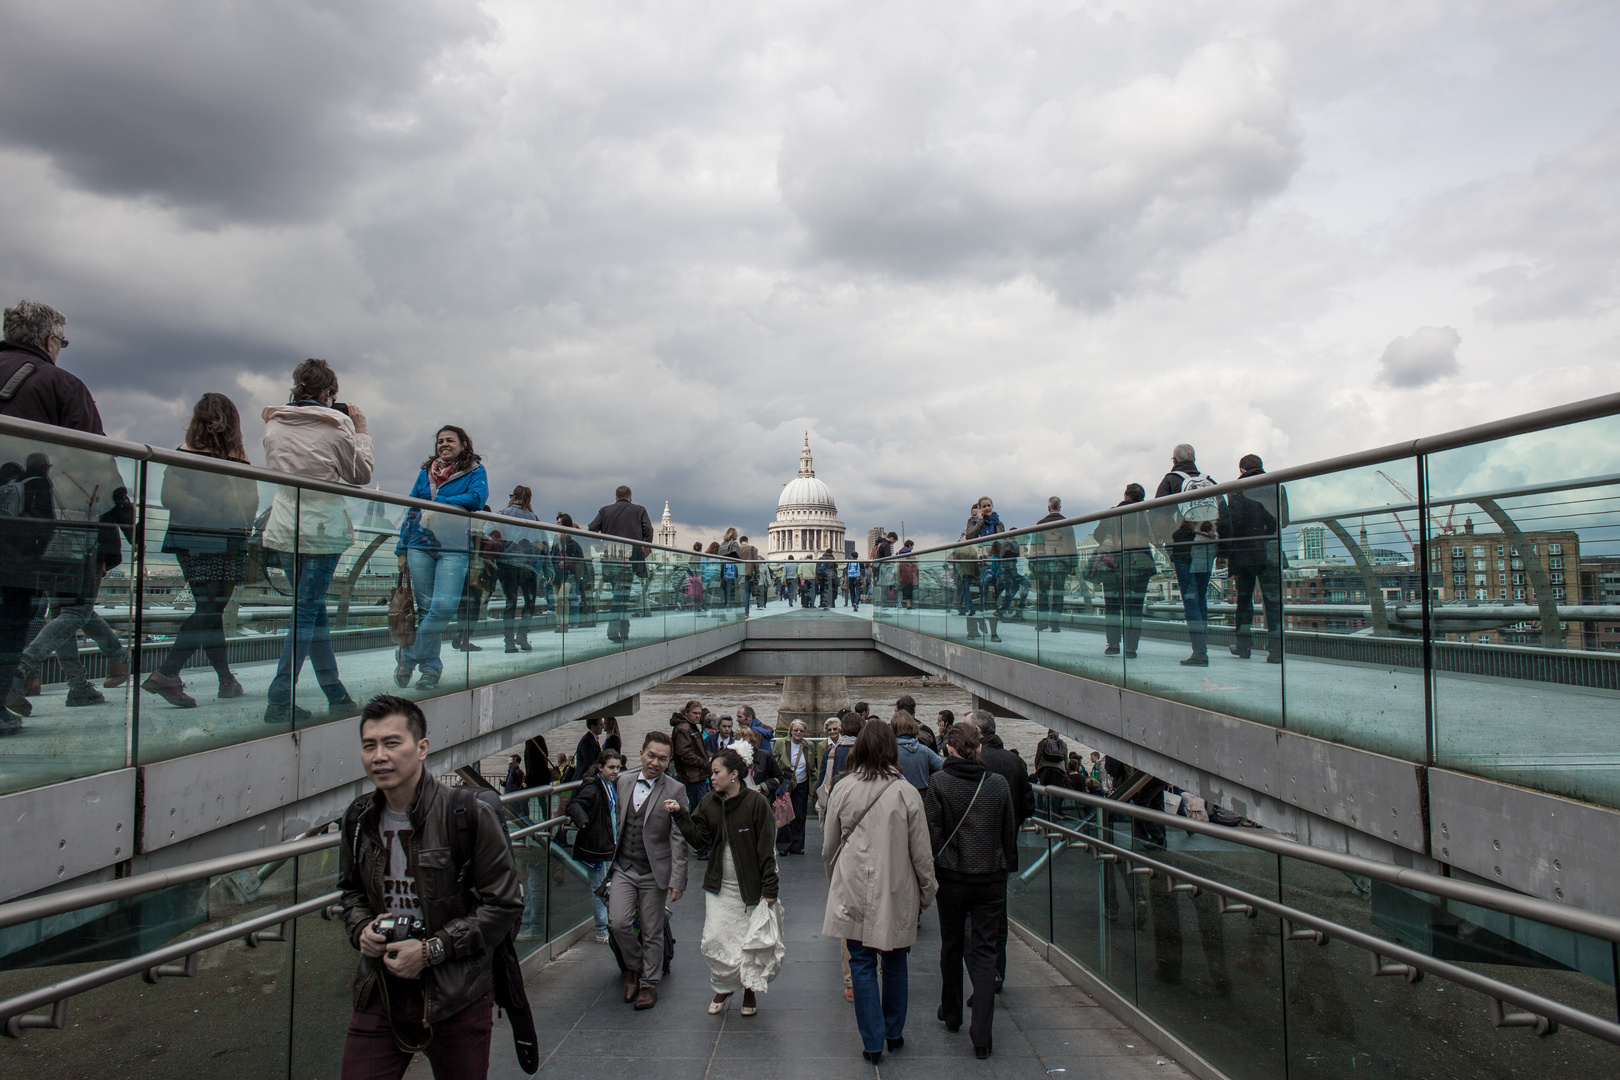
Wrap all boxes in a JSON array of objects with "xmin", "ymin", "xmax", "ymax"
[{"xmin": 372, "ymin": 913, "xmax": 428, "ymax": 944}]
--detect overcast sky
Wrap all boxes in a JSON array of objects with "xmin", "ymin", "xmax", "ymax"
[{"xmin": 2, "ymin": 1, "xmax": 1616, "ymax": 548}]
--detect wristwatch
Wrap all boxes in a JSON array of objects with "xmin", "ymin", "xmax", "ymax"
[{"xmin": 424, "ymin": 936, "xmax": 446, "ymax": 966}]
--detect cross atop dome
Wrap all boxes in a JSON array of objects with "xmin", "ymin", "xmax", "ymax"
[{"xmin": 799, "ymin": 432, "xmax": 816, "ymax": 478}]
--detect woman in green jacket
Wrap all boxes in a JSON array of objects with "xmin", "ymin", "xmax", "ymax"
[{"xmin": 665, "ymin": 748, "xmax": 781, "ymax": 1016}]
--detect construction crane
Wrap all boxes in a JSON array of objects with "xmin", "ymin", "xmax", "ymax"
[{"xmin": 1376, "ymin": 470, "xmax": 1456, "ymax": 537}]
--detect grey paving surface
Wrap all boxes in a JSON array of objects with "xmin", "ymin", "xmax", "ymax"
[{"xmin": 434, "ymin": 818, "xmax": 1192, "ymax": 1080}]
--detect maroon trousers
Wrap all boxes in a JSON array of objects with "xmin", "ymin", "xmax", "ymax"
[{"xmin": 341, "ymin": 979, "xmax": 495, "ymax": 1080}]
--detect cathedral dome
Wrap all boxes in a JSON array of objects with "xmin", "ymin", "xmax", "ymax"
[{"xmin": 777, "ymin": 475, "xmax": 835, "ymax": 511}]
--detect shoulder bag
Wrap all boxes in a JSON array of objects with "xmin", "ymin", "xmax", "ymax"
[
  {"xmin": 826, "ymin": 777, "xmax": 899, "ymax": 875},
  {"xmin": 387, "ymin": 571, "xmax": 417, "ymax": 646}
]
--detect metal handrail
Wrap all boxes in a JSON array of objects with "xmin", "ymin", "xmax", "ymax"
[
  {"xmin": 0, "ymin": 783, "xmax": 583, "ymax": 931},
  {"xmin": 1024, "ymin": 816, "xmax": 1616, "ymax": 1045},
  {"xmin": 0, "ymin": 889, "xmax": 342, "ymax": 1037},
  {"xmin": 1031, "ymin": 785, "xmax": 1620, "ymax": 945},
  {"xmin": 873, "ymin": 390, "xmax": 1620, "ymax": 561}
]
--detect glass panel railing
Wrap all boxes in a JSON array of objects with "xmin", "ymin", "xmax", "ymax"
[
  {"xmin": 0, "ymin": 434, "xmax": 138, "ymax": 794},
  {"xmin": 1021, "ymin": 790, "xmax": 1620, "ymax": 1078},
  {"xmin": 1424, "ymin": 413, "xmax": 1620, "ymax": 808},
  {"xmin": 1280, "ymin": 461, "xmax": 1427, "ymax": 760},
  {"xmin": 1280, "ymin": 848, "xmax": 1620, "ymax": 1078}
]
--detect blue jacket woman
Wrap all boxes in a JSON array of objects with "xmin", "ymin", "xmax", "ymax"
[{"xmin": 394, "ymin": 425, "xmax": 488, "ymax": 690}]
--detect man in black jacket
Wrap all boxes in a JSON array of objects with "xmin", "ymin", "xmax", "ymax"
[
  {"xmin": 339, "ymin": 695, "xmax": 522, "ymax": 1079},
  {"xmin": 0, "ymin": 300, "xmax": 106, "ymax": 736},
  {"xmin": 967, "ymin": 710, "xmax": 1033, "ymax": 990},
  {"xmin": 575, "ymin": 715, "xmax": 607, "ymax": 776},
  {"xmin": 1218, "ymin": 455, "xmax": 1287, "ymax": 664},
  {"xmin": 925, "ymin": 722, "xmax": 1016, "ymax": 1057},
  {"xmin": 589, "ymin": 485, "xmax": 654, "ymax": 643}
]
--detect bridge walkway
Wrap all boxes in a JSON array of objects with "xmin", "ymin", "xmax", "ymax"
[{"xmin": 452, "ymin": 817, "xmax": 1190, "ymax": 1080}]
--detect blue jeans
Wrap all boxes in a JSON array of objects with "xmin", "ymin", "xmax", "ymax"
[
  {"xmin": 956, "ymin": 570, "xmax": 975, "ymax": 614},
  {"xmin": 268, "ymin": 552, "xmax": 346, "ymax": 706},
  {"xmin": 743, "ymin": 576, "xmax": 754, "ymax": 616},
  {"xmin": 588, "ymin": 861, "xmax": 610, "ymax": 935},
  {"xmin": 1171, "ymin": 554, "xmax": 1211, "ymax": 656},
  {"xmin": 847, "ymin": 577, "xmax": 860, "ymax": 610},
  {"xmin": 400, "ymin": 548, "xmax": 469, "ymax": 679},
  {"xmin": 846, "ymin": 940, "xmax": 909, "ymax": 1052}
]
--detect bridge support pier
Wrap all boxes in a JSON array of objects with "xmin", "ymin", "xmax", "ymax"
[{"xmin": 777, "ymin": 674, "xmax": 849, "ymax": 727}]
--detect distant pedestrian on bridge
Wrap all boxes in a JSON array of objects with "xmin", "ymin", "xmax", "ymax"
[
  {"xmin": 1219, "ymin": 455, "xmax": 1287, "ymax": 664},
  {"xmin": 589, "ymin": 485, "xmax": 653, "ymax": 643},
  {"xmin": 1154, "ymin": 444, "xmax": 1222, "ymax": 667},
  {"xmin": 1027, "ymin": 496, "xmax": 1077, "ymax": 632},
  {"xmin": 1094, "ymin": 483, "xmax": 1156, "ymax": 659},
  {"xmin": 822, "ymin": 718, "xmax": 938, "ymax": 1065},
  {"xmin": 262, "ymin": 359, "xmax": 372, "ymax": 724},
  {"xmin": 667, "ymin": 747, "xmax": 783, "ymax": 1017},
  {"xmin": 494, "ymin": 486, "xmax": 542, "ymax": 652},
  {"xmin": 394, "ymin": 424, "xmax": 486, "ymax": 692}
]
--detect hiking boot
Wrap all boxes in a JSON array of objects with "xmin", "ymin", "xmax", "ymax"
[
  {"xmin": 217, "ymin": 675, "xmax": 245, "ymax": 699},
  {"xmin": 6, "ymin": 690, "xmax": 31, "ymax": 717},
  {"xmin": 103, "ymin": 661, "xmax": 130, "ymax": 688},
  {"xmin": 633, "ymin": 985, "xmax": 658, "ymax": 1010},
  {"xmin": 623, "ymin": 970, "xmax": 641, "ymax": 1002},
  {"xmin": 65, "ymin": 685, "xmax": 106, "ymax": 707},
  {"xmin": 142, "ymin": 672, "xmax": 198, "ymax": 708}
]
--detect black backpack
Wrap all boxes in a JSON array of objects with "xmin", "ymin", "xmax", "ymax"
[{"xmin": 447, "ymin": 786, "xmax": 540, "ymax": 1075}]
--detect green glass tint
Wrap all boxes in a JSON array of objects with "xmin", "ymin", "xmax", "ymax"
[
  {"xmin": 0, "ymin": 434, "xmax": 138, "ymax": 793},
  {"xmin": 1424, "ymin": 413, "xmax": 1620, "ymax": 808}
]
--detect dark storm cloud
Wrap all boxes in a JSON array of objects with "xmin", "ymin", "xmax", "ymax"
[{"xmin": 0, "ymin": 1, "xmax": 493, "ymax": 223}]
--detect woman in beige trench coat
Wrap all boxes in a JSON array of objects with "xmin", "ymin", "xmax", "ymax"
[{"xmin": 822, "ymin": 720, "xmax": 938, "ymax": 1065}]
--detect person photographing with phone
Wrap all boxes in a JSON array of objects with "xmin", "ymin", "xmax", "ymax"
[{"xmin": 338, "ymin": 694, "xmax": 522, "ymax": 1079}]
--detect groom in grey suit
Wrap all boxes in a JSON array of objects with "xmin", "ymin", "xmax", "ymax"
[{"xmin": 608, "ymin": 729, "xmax": 689, "ymax": 1010}]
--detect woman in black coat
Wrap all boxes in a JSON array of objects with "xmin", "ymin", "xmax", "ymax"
[{"xmin": 565, "ymin": 749, "xmax": 626, "ymax": 943}]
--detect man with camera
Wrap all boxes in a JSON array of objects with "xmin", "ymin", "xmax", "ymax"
[{"xmin": 339, "ymin": 694, "xmax": 522, "ymax": 1079}]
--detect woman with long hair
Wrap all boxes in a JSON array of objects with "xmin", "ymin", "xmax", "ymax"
[
  {"xmin": 665, "ymin": 748, "xmax": 782, "ymax": 1017},
  {"xmin": 495, "ymin": 485, "xmax": 541, "ymax": 652},
  {"xmin": 821, "ymin": 720, "xmax": 937, "ymax": 1064},
  {"xmin": 717, "ymin": 527, "xmax": 741, "ymax": 611},
  {"xmin": 142, "ymin": 394, "xmax": 260, "ymax": 707},
  {"xmin": 394, "ymin": 425, "xmax": 487, "ymax": 691}
]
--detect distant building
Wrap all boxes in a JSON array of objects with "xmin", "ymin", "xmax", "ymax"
[
  {"xmin": 656, "ymin": 501, "xmax": 677, "ymax": 549},
  {"xmin": 767, "ymin": 434, "xmax": 845, "ymax": 561},
  {"xmin": 1296, "ymin": 524, "xmax": 1325, "ymax": 564}
]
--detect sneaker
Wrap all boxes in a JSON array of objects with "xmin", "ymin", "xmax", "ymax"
[
  {"xmin": 393, "ymin": 666, "xmax": 413, "ymax": 689},
  {"xmin": 1266, "ymin": 653, "xmax": 1283, "ymax": 665},
  {"xmin": 1228, "ymin": 644, "xmax": 1251, "ymax": 659},
  {"xmin": 1124, "ymin": 650, "xmax": 1137, "ymax": 659},
  {"xmin": 990, "ymin": 634, "xmax": 1002, "ymax": 642},
  {"xmin": 1104, "ymin": 645, "xmax": 1120, "ymax": 656},
  {"xmin": 594, "ymin": 931, "xmax": 610, "ymax": 944},
  {"xmin": 6, "ymin": 690, "xmax": 31, "ymax": 717},
  {"xmin": 263, "ymin": 702, "xmax": 312, "ymax": 725},
  {"xmin": 142, "ymin": 672, "xmax": 197, "ymax": 708},
  {"xmin": 1049, "ymin": 625, "xmax": 1061, "ymax": 633},
  {"xmin": 328, "ymin": 696, "xmax": 360, "ymax": 718},
  {"xmin": 65, "ymin": 685, "xmax": 106, "ymax": 707},
  {"xmin": 1180, "ymin": 653, "xmax": 1209, "ymax": 667},
  {"xmin": 217, "ymin": 675, "xmax": 245, "ymax": 699},
  {"xmin": 416, "ymin": 675, "xmax": 440, "ymax": 691},
  {"xmin": 518, "ymin": 637, "xmax": 533, "ymax": 652},
  {"xmin": 103, "ymin": 661, "xmax": 130, "ymax": 688},
  {"xmin": 0, "ymin": 708, "xmax": 22, "ymax": 736},
  {"xmin": 505, "ymin": 642, "xmax": 520, "ymax": 653}
]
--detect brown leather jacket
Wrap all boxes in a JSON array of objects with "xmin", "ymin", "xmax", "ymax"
[
  {"xmin": 670, "ymin": 714, "xmax": 712, "ymax": 784},
  {"xmin": 339, "ymin": 774, "xmax": 522, "ymax": 1023}
]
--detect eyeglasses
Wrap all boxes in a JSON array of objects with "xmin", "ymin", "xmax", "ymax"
[{"xmin": 50, "ymin": 333, "xmax": 68, "ymax": 348}]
